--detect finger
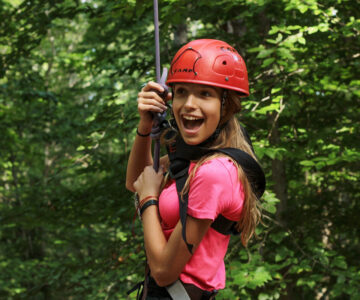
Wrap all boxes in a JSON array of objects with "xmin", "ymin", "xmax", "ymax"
[
  {"xmin": 138, "ymin": 90, "xmax": 167, "ymax": 105},
  {"xmin": 142, "ymin": 81, "xmax": 164, "ymax": 93},
  {"xmin": 138, "ymin": 97, "xmax": 168, "ymax": 111},
  {"xmin": 138, "ymin": 103, "xmax": 166, "ymax": 114},
  {"xmin": 166, "ymin": 92, "xmax": 172, "ymax": 102}
]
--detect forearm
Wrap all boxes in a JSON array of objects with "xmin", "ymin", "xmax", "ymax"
[
  {"xmin": 126, "ymin": 121, "xmax": 153, "ymax": 192},
  {"xmin": 141, "ymin": 206, "xmax": 185, "ymax": 286},
  {"xmin": 141, "ymin": 206, "xmax": 168, "ymax": 270}
]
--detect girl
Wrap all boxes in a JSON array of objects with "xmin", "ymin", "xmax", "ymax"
[{"xmin": 126, "ymin": 39, "xmax": 265, "ymax": 299}]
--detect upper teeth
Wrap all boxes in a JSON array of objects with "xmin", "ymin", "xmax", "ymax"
[{"xmin": 183, "ymin": 116, "xmax": 201, "ymax": 120}]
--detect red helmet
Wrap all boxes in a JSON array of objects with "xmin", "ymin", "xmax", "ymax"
[{"xmin": 166, "ymin": 39, "xmax": 249, "ymax": 96}]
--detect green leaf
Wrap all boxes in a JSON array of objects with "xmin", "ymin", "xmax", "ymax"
[
  {"xmin": 331, "ymin": 256, "xmax": 348, "ymax": 269},
  {"xmin": 262, "ymin": 57, "xmax": 275, "ymax": 67},
  {"xmin": 269, "ymin": 25, "xmax": 280, "ymax": 34},
  {"xmin": 263, "ymin": 202, "xmax": 276, "ymax": 213},
  {"xmin": 298, "ymin": 4, "xmax": 309, "ymax": 14},
  {"xmin": 257, "ymin": 48, "xmax": 275, "ymax": 59},
  {"xmin": 251, "ymin": 266, "xmax": 272, "ymax": 287},
  {"xmin": 298, "ymin": 36, "xmax": 306, "ymax": 44},
  {"xmin": 300, "ymin": 160, "xmax": 315, "ymax": 166},
  {"xmin": 277, "ymin": 47, "xmax": 295, "ymax": 60},
  {"xmin": 307, "ymin": 26, "xmax": 319, "ymax": 34},
  {"xmin": 271, "ymin": 87, "xmax": 282, "ymax": 94},
  {"xmin": 271, "ymin": 231, "xmax": 289, "ymax": 245}
]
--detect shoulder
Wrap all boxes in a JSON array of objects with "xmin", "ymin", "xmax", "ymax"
[{"xmin": 190, "ymin": 156, "xmax": 238, "ymax": 182}]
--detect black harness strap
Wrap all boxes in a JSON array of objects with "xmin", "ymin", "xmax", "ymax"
[
  {"xmin": 174, "ymin": 165, "xmax": 193, "ymax": 253},
  {"xmin": 211, "ymin": 213, "xmax": 238, "ymax": 236},
  {"xmin": 216, "ymin": 148, "xmax": 265, "ymax": 199}
]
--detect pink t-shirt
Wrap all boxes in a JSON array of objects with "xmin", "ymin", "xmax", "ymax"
[{"xmin": 159, "ymin": 157, "xmax": 244, "ymax": 291}]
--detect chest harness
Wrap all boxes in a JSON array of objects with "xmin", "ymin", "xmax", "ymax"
[{"xmin": 165, "ymin": 127, "xmax": 266, "ymax": 254}]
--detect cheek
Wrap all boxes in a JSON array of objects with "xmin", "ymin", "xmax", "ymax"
[
  {"xmin": 171, "ymin": 101, "xmax": 181, "ymax": 120},
  {"xmin": 171, "ymin": 100, "xmax": 179, "ymax": 111},
  {"xmin": 207, "ymin": 114, "xmax": 221, "ymax": 132},
  {"xmin": 206, "ymin": 103, "xmax": 221, "ymax": 123}
]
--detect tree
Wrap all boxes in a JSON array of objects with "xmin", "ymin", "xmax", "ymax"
[{"xmin": 0, "ymin": 0, "xmax": 359, "ymax": 299}]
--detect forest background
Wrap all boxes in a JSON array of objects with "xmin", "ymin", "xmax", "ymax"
[{"xmin": 0, "ymin": 0, "xmax": 359, "ymax": 299}]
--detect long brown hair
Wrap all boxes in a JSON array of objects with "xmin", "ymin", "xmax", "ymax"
[{"xmin": 163, "ymin": 90, "xmax": 262, "ymax": 247}]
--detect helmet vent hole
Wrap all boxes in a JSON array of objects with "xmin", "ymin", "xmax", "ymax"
[{"xmin": 222, "ymin": 61, "xmax": 227, "ymax": 65}]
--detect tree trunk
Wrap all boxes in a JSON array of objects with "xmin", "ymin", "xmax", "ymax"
[
  {"xmin": 268, "ymin": 115, "xmax": 291, "ymax": 300},
  {"xmin": 174, "ymin": 23, "xmax": 187, "ymax": 46},
  {"xmin": 268, "ymin": 113, "xmax": 288, "ymax": 225}
]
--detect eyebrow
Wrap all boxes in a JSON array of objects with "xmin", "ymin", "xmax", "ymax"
[
  {"xmin": 198, "ymin": 85, "xmax": 222, "ymax": 96},
  {"xmin": 202, "ymin": 85, "xmax": 218, "ymax": 91},
  {"xmin": 176, "ymin": 84, "xmax": 218, "ymax": 92}
]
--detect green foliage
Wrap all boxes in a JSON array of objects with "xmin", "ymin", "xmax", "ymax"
[{"xmin": 0, "ymin": 0, "xmax": 359, "ymax": 299}]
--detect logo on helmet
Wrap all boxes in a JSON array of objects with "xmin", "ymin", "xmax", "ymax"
[
  {"xmin": 172, "ymin": 68, "xmax": 193, "ymax": 73},
  {"xmin": 170, "ymin": 47, "xmax": 202, "ymax": 76}
]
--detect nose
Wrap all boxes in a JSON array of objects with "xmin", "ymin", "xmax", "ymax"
[{"xmin": 184, "ymin": 93, "xmax": 197, "ymax": 110}]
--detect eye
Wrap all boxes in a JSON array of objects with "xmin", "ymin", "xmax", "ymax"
[
  {"xmin": 175, "ymin": 87, "xmax": 186, "ymax": 95},
  {"xmin": 200, "ymin": 90, "xmax": 212, "ymax": 97}
]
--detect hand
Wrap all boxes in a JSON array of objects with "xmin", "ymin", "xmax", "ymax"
[
  {"xmin": 133, "ymin": 165, "xmax": 164, "ymax": 200},
  {"xmin": 137, "ymin": 81, "xmax": 172, "ymax": 127}
]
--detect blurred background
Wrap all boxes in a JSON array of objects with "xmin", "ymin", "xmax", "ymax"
[{"xmin": 0, "ymin": 0, "xmax": 359, "ymax": 299}]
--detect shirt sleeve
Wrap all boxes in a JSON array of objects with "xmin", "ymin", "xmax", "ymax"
[{"xmin": 187, "ymin": 158, "xmax": 235, "ymax": 221}]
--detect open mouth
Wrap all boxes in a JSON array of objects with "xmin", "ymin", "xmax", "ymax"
[{"xmin": 182, "ymin": 115, "xmax": 204, "ymax": 131}]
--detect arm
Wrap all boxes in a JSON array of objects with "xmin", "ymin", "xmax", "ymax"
[
  {"xmin": 143, "ymin": 206, "xmax": 211, "ymax": 286},
  {"xmin": 134, "ymin": 166, "xmax": 212, "ymax": 287},
  {"xmin": 125, "ymin": 81, "xmax": 171, "ymax": 192}
]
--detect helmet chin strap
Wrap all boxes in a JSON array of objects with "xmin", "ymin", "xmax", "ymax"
[
  {"xmin": 213, "ymin": 88, "xmax": 228, "ymax": 133},
  {"xmin": 221, "ymin": 89, "xmax": 228, "ymax": 105},
  {"xmin": 220, "ymin": 89, "xmax": 227, "ymax": 118}
]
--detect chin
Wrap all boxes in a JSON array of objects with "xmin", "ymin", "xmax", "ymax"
[
  {"xmin": 181, "ymin": 134, "xmax": 210, "ymax": 146},
  {"xmin": 183, "ymin": 139, "xmax": 199, "ymax": 145}
]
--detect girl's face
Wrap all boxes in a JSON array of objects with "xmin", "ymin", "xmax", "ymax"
[{"xmin": 172, "ymin": 83, "xmax": 222, "ymax": 145}]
